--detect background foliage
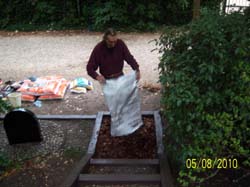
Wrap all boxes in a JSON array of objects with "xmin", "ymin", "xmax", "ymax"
[
  {"xmin": 158, "ymin": 9, "xmax": 250, "ymax": 186},
  {"xmin": 0, "ymin": 0, "xmax": 222, "ymax": 31}
]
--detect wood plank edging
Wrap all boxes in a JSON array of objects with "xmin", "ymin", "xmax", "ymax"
[
  {"xmin": 87, "ymin": 112, "xmax": 103, "ymax": 154},
  {"xmin": 0, "ymin": 114, "xmax": 96, "ymax": 120},
  {"xmin": 159, "ymin": 153, "xmax": 174, "ymax": 187},
  {"xmin": 90, "ymin": 159, "xmax": 159, "ymax": 166},
  {"xmin": 154, "ymin": 111, "xmax": 164, "ymax": 155},
  {"xmin": 78, "ymin": 174, "xmax": 161, "ymax": 184},
  {"xmin": 0, "ymin": 111, "xmax": 156, "ymax": 120}
]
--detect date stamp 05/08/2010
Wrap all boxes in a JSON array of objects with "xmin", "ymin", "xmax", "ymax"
[{"xmin": 186, "ymin": 158, "xmax": 239, "ymax": 169}]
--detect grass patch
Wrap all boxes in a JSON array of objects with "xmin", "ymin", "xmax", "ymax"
[{"xmin": 63, "ymin": 147, "xmax": 84, "ymax": 159}]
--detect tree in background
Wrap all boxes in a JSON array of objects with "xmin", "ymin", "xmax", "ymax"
[
  {"xmin": 0, "ymin": 0, "xmax": 224, "ymax": 31},
  {"xmin": 193, "ymin": 0, "xmax": 200, "ymax": 19}
]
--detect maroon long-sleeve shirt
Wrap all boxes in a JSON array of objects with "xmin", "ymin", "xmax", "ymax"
[{"xmin": 87, "ymin": 39, "xmax": 139, "ymax": 79}]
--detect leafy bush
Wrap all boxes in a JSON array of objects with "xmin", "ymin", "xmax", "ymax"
[
  {"xmin": 90, "ymin": 0, "xmax": 162, "ymax": 31},
  {"xmin": 32, "ymin": 1, "xmax": 57, "ymax": 24},
  {"xmin": 91, "ymin": 1, "xmax": 130, "ymax": 31},
  {"xmin": 0, "ymin": 151, "xmax": 23, "ymax": 179},
  {"xmin": 0, "ymin": 98, "xmax": 12, "ymax": 114},
  {"xmin": 159, "ymin": 0, "xmax": 192, "ymax": 25},
  {"xmin": 0, "ymin": 0, "xmax": 225, "ymax": 31},
  {"xmin": 158, "ymin": 10, "xmax": 250, "ymax": 186},
  {"xmin": 0, "ymin": 152, "xmax": 13, "ymax": 176},
  {"xmin": 0, "ymin": 0, "xmax": 197, "ymax": 31}
]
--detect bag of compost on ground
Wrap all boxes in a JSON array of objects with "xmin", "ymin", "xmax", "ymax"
[{"xmin": 102, "ymin": 71, "xmax": 143, "ymax": 136}]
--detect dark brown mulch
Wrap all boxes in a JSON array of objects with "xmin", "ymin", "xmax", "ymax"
[{"xmin": 93, "ymin": 116, "xmax": 157, "ymax": 159}]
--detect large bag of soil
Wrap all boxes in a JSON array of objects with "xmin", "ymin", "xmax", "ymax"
[
  {"xmin": 39, "ymin": 80, "xmax": 68, "ymax": 100},
  {"xmin": 18, "ymin": 76, "xmax": 69, "ymax": 100},
  {"xmin": 103, "ymin": 71, "xmax": 143, "ymax": 136}
]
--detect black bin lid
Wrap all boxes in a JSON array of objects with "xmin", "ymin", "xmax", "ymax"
[{"xmin": 4, "ymin": 108, "xmax": 39, "ymax": 128}]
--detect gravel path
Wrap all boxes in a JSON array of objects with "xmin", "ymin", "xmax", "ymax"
[
  {"xmin": 0, "ymin": 31, "xmax": 160, "ymax": 84},
  {"xmin": 0, "ymin": 31, "xmax": 162, "ymax": 114},
  {"xmin": 0, "ymin": 119, "xmax": 93, "ymax": 160}
]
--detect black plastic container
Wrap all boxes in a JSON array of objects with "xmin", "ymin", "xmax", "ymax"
[{"xmin": 3, "ymin": 108, "xmax": 43, "ymax": 145}]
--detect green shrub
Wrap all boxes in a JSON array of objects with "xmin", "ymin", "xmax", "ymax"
[
  {"xmin": 90, "ymin": 0, "xmax": 161, "ymax": 31},
  {"xmin": 0, "ymin": 98, "xmax": 12, "ymax": 114},
  {"xmin": 0, "ymin": 0, "xmax": 196, "ymax": 31},
  {"xmin": 32, "ymin": 1, "xmax": 57, "ymax": 24},
  {"xmin": 63, "ymin": 147, "xmax": 83, "ymax": 158},
  {"xmin": 158, "ymin": 10, "xmax": 250, "ymax": 186},
  {"xmin": 0, "ymin": 152, "xmax": 14, "ymax": 176},
  {"xmin": 91, "ymin": 1, "xmax": 129, "ymax": 31}
]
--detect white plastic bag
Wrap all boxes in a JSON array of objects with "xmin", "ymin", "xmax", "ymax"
[{"xmin": 103, "ymin": 71, "xmax": 143, "ymax": 136}]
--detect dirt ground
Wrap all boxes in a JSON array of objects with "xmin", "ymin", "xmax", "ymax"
[
  {"xmin": 0, "ymin": 30, "xmax": 162, "ymax": 115},
  {"xmin": 0, "ymin": 31, "xmax": 163, "ymax": 187}
]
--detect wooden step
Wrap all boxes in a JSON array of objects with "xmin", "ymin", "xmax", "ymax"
[
  {"xmin": 78, "ymin": 174, "xmax": 161, "ymax": 185},
  {"xmin": 90, "ymin": 159, "xmax": 159, "ymax": 166}
]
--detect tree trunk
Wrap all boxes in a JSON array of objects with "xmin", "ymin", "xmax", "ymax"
[
  {"xmin": 222, "ymin": 0, "xmax": 227, "ymax": 14},
  {"xmin": 76, "ymin": 0, "xmax": 82, "ymax": 17},
  {"xmin": 193, "ymin": 0, "xmax": 200, "ymax": 20}
]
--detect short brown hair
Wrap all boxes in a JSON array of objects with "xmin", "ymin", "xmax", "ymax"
[{"xmin": 103, "ymin": 28, "xmax": 117, "ymax": 40}]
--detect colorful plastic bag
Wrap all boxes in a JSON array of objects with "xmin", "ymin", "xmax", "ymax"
[{"xmin": 70, "ymin": 77, "xmax": 93, "ymax": 90}]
